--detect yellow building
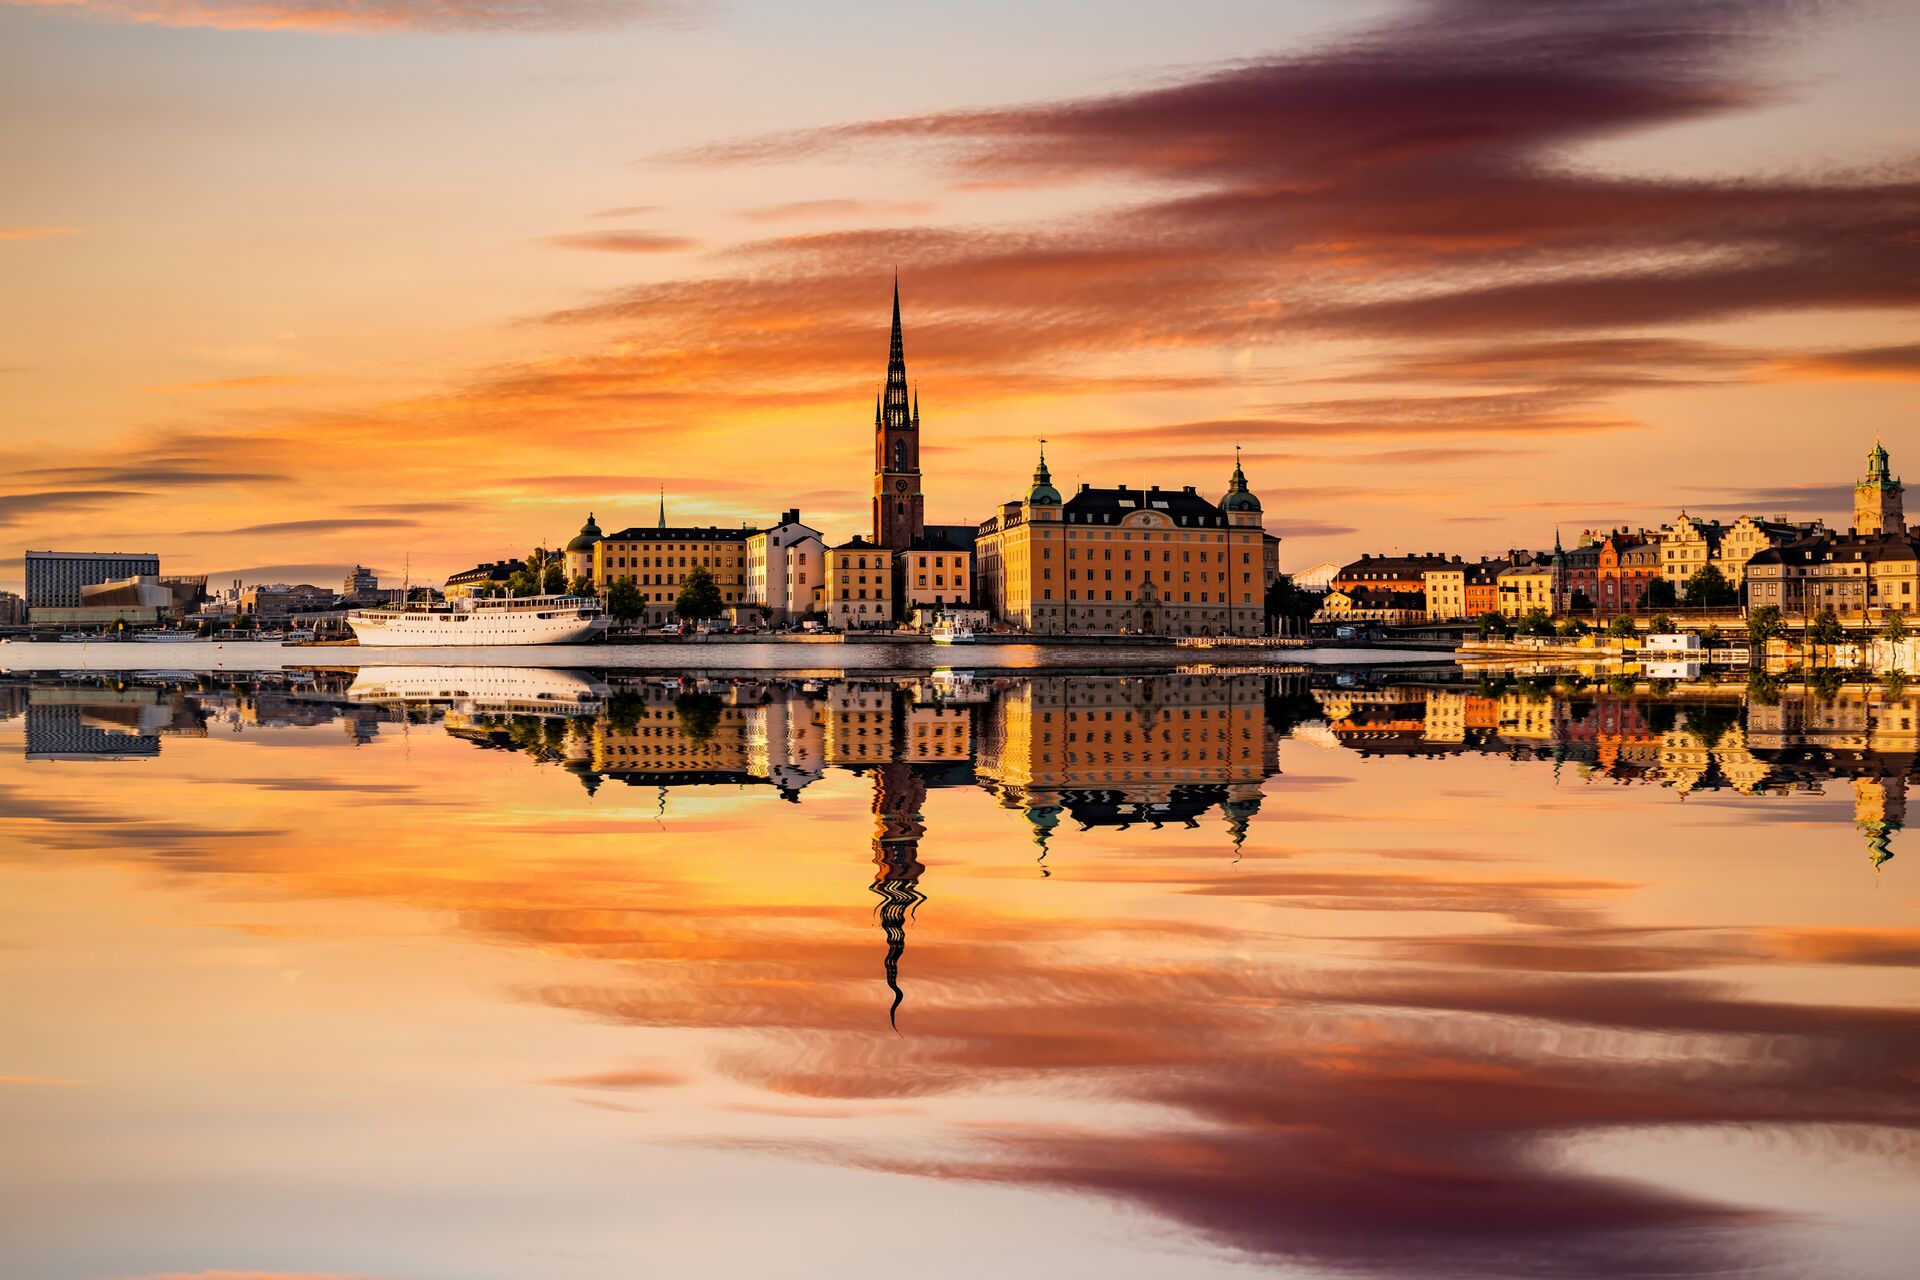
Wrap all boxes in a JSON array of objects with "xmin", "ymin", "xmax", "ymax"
[
  {"xmin": 975, "ymin": 446, "xmax": 1266, "ymax": 636},
  {"xmin": 1423, "ymin": 565, "xmax": 1468, "ymax": 621},
  {"xmin": 1659, "ymin": 514, "xmax": 1721, "ymax": 585},
  {"xmin": 824, "ymin": 536, "xmax": 895, "ymax": 630},
  {"xmin": 1495, "ymin": 561, "xmax": 1555, "ymax": 616},
  {"xmin": 894, "ymin": 534, "xmax": 973, "ymax": 621},
  {"xmin": 1716, "ymin": 514, "xmax": 1823, "ymax": 588},
  {"xmin": 592, "ymin": 524, "xmax": 750, "ymax": 627}
]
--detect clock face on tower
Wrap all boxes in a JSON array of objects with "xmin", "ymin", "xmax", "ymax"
[{"xmin": 895, "ymin": 479, "xmax": 909, "ymax": 492}]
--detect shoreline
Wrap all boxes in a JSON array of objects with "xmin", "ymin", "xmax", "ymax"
[{"xmin": 0, "ymin": 637, "xmax": 1452, "ymax": 673}]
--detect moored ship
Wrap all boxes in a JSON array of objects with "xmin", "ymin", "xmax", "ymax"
[{"xmin": 347, "ymin": 594, "xmax": 608, "ymax": 647}]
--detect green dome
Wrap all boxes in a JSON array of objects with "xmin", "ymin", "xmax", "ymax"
[
  {"xmin": 1028, "ymin": 444, "xmax": 1061, "ymax": 506},
  {"xmin": 1220, "ymin": 451, "xmax": 1261, "ymax": 513},
  {"xmin": 566, "ymin": 513, "xmax": 603, "ymax": 553}
]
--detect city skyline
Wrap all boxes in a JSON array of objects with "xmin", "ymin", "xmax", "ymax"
[{"xmin": 5, "ymin": 0, "xmax": 1920, "ymax": 594}]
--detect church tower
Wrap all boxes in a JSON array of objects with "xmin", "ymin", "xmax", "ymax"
[
  {"xmin": 872, "ymin": 278, "xmax": 925, "ymax": 549},
  {"xmin": 1855, "ymin": 439, "xmax": 1904, "ymax": 535}
]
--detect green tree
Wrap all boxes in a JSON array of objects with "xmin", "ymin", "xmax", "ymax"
[
  {"xmin": 567, "ymin": 574, "xmax": 596, "ymax": 599},
  {"xmin": 1809, "ymin": 666, "xmax": 1845, "ymax": 700},
  {"xmin": 674, "ymin": 565, "xmax": 724, "ymax": 623},
  {"xmin": 231, "ymin": 614, "xmax": 255, "ymax": 632},
  {"xmin": 1882, "ymin": 611, "xmax": 1909, "ymax": 642},
  {"xmin": 1263, "ymin": 574, "xmax": 1318, "ymax": 632},
  {"xmin": 1746, "ymin": 604, "xmax": 1784, "ymax": 647},
  {"xmin": 1644, "ymin": 577, "xmax": 1679, "ymax": 609},
  {"xmin": 674, "ymin": 690, "xmax": 724, "ymax": 744},
  {"xmin": 506, "ymin": 567, "xmax": 539, "ymax": 598},
  {"xmin": 1606, "ymin": 614, "xmax": 1637, "ymax": 639},
  {"xmin": 1683, "ymin": 564, "xmax": 1738, "ymax": 608},
  {"xmin": 542, "ymin": 561, "xmax": 566, "ymax": 595},
  {"xmin": 1477, "ymin": 611, "xmax": 1511, "ymax": 640},
  {"xmin": 1649, "ymin": 613, "xmax": 1675, "ymax": 634},
  {"xmin": 1884, "ymin": 669, "xmax": 1909, "ymax": 699},
  {"xmin": 604, "ymin": 578, "xmax": 644, "ymax": 624},
  {"xmin": 1568, "ymin": 588, "xmax": 1594, "ymax": 613},
  {"xmin": 1746, "ymin": 669, "xmax": 1783, "ymax": 706},
  {"xmin": 605, "ymin": 688, "xmax": 644, "ymax": 735},
  {"xmin": 1809, "ymin": 607, "xmax": 1845, "ymax": 651},
  {"xmin": 1516, "ymin": 607, "xmax": 1554, "ymax": 637},
  {"xmin": 1556, "ymin": 617, "xmax": 1589, "ymax": 638}
]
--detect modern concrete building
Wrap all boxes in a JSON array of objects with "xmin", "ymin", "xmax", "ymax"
[{"xmin": 25, "ymin": 550, "xmax": 160, "ymax": 609}]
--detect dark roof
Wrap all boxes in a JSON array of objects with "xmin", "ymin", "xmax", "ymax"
[
  {"xmin": 1747, "ymin": 530, "xmax": 1920, "ymax": 567},
  {"xmin": 1336, "ymin": 553, "xmax": 1460, "ymax": 579},
  {"xmin": 910, "ymin": 525, "xmax": 977, "ymax": 554},
  {"xmin": 1061, "ymin": 484, "xmax": 1228, "ymax": 526},
  {"xmin": 831, "ymin": 536, "xmax": 885, "ymax": 552},
  {"xmin": 446, "ymin": 559, "xmax": 524, "ymax": 584},
  {"xmin": 602, "ymin": 526, "xmax": 749, "ymax": 542}
]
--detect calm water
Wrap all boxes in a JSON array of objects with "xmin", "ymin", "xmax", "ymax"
[{"xmin": 3, "ymin": 669, "xmax": 1916, "ymax": 1280}]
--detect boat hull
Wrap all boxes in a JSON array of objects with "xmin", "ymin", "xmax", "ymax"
[{"xmin": 348, "ymin": 608, "xmax": 609, "ymax": 647}]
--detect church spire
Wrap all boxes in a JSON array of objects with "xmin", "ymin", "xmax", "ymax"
[
  {"xmin": 882, "ymin": 275, "xmax": 910, "ymax": 431},
  {"xmin": 657, "ymin": 486, "xmax": 666, "ymax": 530}
]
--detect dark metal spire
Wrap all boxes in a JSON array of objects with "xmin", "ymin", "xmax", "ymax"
[{"xmin": 882, "ymin": 276, "xmax": 911, "ymax": 431}]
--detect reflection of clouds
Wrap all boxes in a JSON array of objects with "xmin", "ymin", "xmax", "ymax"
[{"xmin": 11, "ymin": 673, "xmax": 1920, "ymax": 1278}]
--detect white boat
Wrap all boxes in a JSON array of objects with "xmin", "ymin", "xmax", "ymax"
[
  {"xmin": 348, "ymin": 594, "xmax": 608, "ymax": 647},
  {"xmin": 930, "ymin": 619, "xmax": 976, "ymax": 645}
]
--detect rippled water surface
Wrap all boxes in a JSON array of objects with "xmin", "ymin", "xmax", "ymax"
[{"xmin": 3, "ymin": 668, "xmax": 1917, "ymax": 1280}]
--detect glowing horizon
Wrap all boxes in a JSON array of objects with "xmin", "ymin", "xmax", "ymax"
[{"xmin": 3, "ymin": 0, "xmax": 1918, "ymax": 593}]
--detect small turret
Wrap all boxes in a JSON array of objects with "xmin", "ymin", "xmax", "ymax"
[
  {"xmin": 1220, "ymin": 445, "xmax": 1261, "ymax": 515},
  {"xmin": 1028, "ymin": 440, "xmax": 1062, "ymax": 506}
]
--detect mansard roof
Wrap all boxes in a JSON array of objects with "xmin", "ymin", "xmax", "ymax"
[{"xmin": 1060, "ymin": 483, "xmax": 1229, "ymax": 526}]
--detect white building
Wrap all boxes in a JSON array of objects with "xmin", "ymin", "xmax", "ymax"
[{"xmin": 744, "ymin": 509, "xmax": 824, "ymax": 626}]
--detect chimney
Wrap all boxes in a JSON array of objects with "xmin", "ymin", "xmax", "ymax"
[{"xmin": 782, "ymin": 508, "xmax": 799, "ymax": 526}]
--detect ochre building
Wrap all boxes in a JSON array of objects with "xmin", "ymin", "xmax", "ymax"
[{"xmin": 975, "ymin": 447, "xmax": 1267, "ymax": 637}]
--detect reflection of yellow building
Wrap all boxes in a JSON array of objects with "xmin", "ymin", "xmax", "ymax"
[
  {"xmin": 822, "ymin": 683, "xmax": 895, "ymax": 765},
  {"xmin": 978, "ymin": 674, "xmax": 1274, "ymax": 847},
  {"xmin": 903, "ymin": 704, "xmax": 971, "ymax": 762},
  {"xmin": 591, "ymin": 690, "xmax": 754, "ymax": 777},
  {"xmin": 1496, "ymin": 693, "xmax": 1554, "ymax": 741}
]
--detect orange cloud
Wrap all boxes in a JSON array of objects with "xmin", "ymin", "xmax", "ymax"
[
  {"xmin": 6, "ymin": 0, "xmax": 671, "ymax": 33},
  {"xmin": 142, "ymin": 374, "xmax": 319, "ymax": 394},
  {"xmin": 0, "ymin": 224, "xmax": 82, "ymax": 241}
]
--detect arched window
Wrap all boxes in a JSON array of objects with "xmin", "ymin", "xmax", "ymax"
[{"xmin": 892, "ymin": 439, "xmax": 907, "ymax": 472}]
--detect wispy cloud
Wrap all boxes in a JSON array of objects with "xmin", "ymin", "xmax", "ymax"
[
  {"xmin": 142, "ymin": 374, "xmax": 319, "ymax": 394},
  {"xmin": 740, "ymin": 198, "xmax": 935, "ymax": 223},
  {"xmin": 6, "ymin": 0, "xmax": 677, "ymax": 34},
  {"xmin": 544, "ymin": 230, "xmax": 697, "ymax": 253},
  {"xmin": 0, "ymin": 225, "xmax": 81, "ymax": 241},
  {"xmin": 0, "ymin": 488, "xmax": 149, "ymax": 526}
]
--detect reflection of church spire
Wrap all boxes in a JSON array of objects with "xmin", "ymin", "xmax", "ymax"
[{"xmin": 869, "ymin": 716, "xmax": 927, "ymax": 1029}]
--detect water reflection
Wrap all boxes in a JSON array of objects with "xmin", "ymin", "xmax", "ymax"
[{"xmin": 3, "ymin": 667, "xmax": 1918, "ymax": 1279}]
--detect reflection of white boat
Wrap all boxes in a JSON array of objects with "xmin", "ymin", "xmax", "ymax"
[
  {"xmin": 345, "ymin": 667, "xmax": 607, "ymax": 715},
  {"xmin": 348, "ymin": 594, "xmax": 607, "ymax": 647},
  {"xmin": 930, "ymin": 619, "xmax": 975, "ymax": 645}
]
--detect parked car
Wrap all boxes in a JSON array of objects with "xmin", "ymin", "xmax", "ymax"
[{"xmin": 660, "ymin": 622, "xmax": 684, "ymax": 636}]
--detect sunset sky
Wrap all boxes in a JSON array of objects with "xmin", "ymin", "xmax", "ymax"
[{"xmin": 3, "ymin": 0, "xmax": 1918, "ymax": 592}]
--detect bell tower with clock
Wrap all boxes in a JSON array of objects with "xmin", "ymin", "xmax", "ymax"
[{"xmin": 872, "ymin": 278, "xmax": 925, "ymax": 550}]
